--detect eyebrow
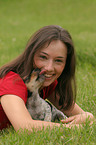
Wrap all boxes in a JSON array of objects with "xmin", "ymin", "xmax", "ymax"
[
  {"xmin": 41, "ymin": 52, "xmax": 49, "ymax": 56},
  {"xmin": 40, "ymin": 52, "xmax": 66, "ymax": 59}
]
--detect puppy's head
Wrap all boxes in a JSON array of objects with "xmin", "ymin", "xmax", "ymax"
[{"xmin": 25, "ymin": 68, "xmax": 45, "ymax": 92}]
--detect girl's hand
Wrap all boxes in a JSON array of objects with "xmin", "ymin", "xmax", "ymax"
[{"xmin": 61, "ymin": 112, "xmax": 94, "ymax": 125}]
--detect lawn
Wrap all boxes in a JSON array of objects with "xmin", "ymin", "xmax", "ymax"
[{"xmin": 0, "ymin": 0, "xmax": 96, "ymax": 144}]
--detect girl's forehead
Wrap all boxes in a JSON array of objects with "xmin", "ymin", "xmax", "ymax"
[
  {"xmin": 39, "ymin": 40, "xmax": 66, "ymax": 50},
  {"xmin": 36, "ymin": 40, "xmax": 67, "ymax": 58}
]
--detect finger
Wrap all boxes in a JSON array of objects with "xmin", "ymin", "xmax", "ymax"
[
  {"xmin": 61, "ymin": 116, "xmax": 75, "ymax": 123},
  {"xmin": 68, "ymin": 120, "xmax": 76, "ymax": 124}
]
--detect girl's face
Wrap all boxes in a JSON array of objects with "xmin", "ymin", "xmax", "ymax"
[{"xmin": 33, "ymin": 40, "xmax": 67, "ymax": 87}]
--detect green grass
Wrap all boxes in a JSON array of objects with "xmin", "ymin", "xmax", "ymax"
[
  {"xmin": 0, "ymin": 0, "xmax": 96, "ymax": 144},
  {"xmin": 0, "ymin": 122, "xmax": 96, "ymax": 145}
]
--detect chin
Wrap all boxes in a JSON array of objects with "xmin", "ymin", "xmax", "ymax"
[
  {"xmin": 42, "ymin": 82, "xmax": 52, "ymax": 87},
  {"xmin": 43, "ymin": 79, "xmax": 55, "ymax": 87}
]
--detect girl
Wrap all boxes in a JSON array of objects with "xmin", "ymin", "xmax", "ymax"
[{"xmin": 0, "ymin": 25, "xmax": 94, "ymax": 131}]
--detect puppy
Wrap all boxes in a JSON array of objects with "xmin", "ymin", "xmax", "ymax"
[{"xmin": 25, "ymin": 68, "xmax": 67, "ymax": 122}]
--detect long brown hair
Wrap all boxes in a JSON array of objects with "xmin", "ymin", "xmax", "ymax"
[{"xmin": 0, "ymin": 25, "xmax": 76, "ymax": 110}]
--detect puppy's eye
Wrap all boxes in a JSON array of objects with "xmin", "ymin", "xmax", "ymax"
[{"xmin": 36, "ymin": 75, "xmax": 39, "ymax": 81}]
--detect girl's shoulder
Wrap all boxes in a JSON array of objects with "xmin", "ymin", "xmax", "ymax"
[{"xmin": 0, "ymin": 71, "xmax": 28, "ymax": 104}]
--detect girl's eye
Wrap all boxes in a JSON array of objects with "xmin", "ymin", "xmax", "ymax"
[
  {"xmin": 55, "ymin": 59, "xmax": 63, "ymax": 63},
  {"xmin": 40, "ymin": 55, "xmax": 47, "ymax": 59}
]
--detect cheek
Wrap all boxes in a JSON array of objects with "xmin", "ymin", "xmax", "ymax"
[
  {"xmin": 33, "ymin": 57, "xmax": 43, "ymax": 69},
  {"xmin": 56, "ymin": 64, "xmax": 65, "ymax": 77},
  {"xmin": 58, "ymin": 64, "xmax": 65, "ymax": 73},
  {"xmin": 33, "ymin": 56, "xmax": 38, "ymax": 68}
]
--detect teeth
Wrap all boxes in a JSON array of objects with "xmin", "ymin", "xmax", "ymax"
[{"xmin": 44, "ymin": 74, "xmax": 53, "ymax": 77}]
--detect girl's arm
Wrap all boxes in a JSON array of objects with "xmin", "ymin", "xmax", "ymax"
[
  {"xmin": 1, "ymin": 94, "xmax": 71, "ymax": 132},
  {"xmin": 61, "ymin": 103, "xmax": 94, "ymax": 124},
  {"xmin": 47, "ymin": 92, "xmax": 94, "ymax": 124}
]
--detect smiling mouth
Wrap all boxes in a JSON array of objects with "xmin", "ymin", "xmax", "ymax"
[
  {"xmin": 39, "ymin": 69, "xmax": 55, "ymax": 79},
  {"xmin": 44, "ymin": 74, "xmax": 54, "ymax": 78}
]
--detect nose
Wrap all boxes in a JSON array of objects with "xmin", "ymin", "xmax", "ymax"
[{"xmin": 44, "ymin": 60, "xmax": 54, "ymax": 72}]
